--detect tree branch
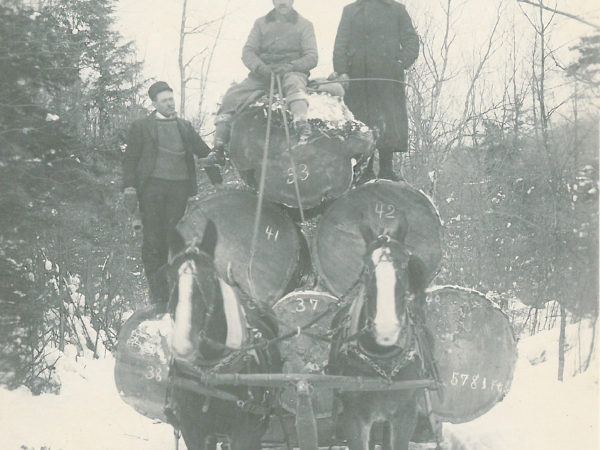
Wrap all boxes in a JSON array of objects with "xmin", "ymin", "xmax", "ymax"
[
  {"xmin": 517, "ymin": 0, "xmax": 600, "ymax": 31},
  {"xmin": 183, "ymin": 49, "xmax": 207, "ymax": 70}
]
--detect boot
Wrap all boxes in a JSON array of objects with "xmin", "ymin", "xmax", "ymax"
[
  {"xmin": 293, "ymin": 119, "xmax": 312, "ymax": 146},
  {"xmin": 377, "ymin": 150, "xmax": 404, "ymax": 181},
  {"xmin": 356, "ymin": 155, "xmax": 376, "ymax": 185},
  {"xmin": 213, "ymin": 120, "xmax": 231, "ymax": 152}
]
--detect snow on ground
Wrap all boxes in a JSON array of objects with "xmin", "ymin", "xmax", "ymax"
[
  {"xmin": 0, "ymin": 320, "xmax": 597, "ymax": 449},
  {"xmin": 444, "ymin": 319, "xmax": 599, "ymax": 450},
  {"xmin": 0, "ymin": 345, "xmax": 182, "ymax": 450}
]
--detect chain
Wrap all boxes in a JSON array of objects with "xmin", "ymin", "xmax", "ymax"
[
  {"xmin": 352, "ymin": 347, "xmax": 392, "ymax": 380},
  {"xmin": 347, "ymin": 328, "xmax": 417, "ymax": 381},
  {"xmin": 205, "ymin": 350, "xmax": 250, "ymax": 375}
]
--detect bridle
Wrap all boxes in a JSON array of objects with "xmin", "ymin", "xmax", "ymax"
[
  {"xmin": 340, "ymin": 233, "xmax": 419, "ymax": 377},
  {"xmin": 168, "ymin": 243, "xmax": 228, "ymax": 365},
  {"xmin": 364, "ymin": 234, "xmax": 412, "ymax": 269},
  {"xmin": 164, "ymin": 243, "xmax": 276, "ymax": 424}
]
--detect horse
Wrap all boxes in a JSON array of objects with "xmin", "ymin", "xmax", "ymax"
[
  {"xmin": 166, "ymin": 218, "xmax": 282, "ymax": 450},
  {"xmin": 328, "ymin": 218, "xmax": 431, "ymax": 450}
]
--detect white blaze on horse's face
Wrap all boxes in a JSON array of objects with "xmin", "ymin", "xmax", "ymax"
[
  {"xmin": 171, "ymin": 259, "xmax": 196, "ymax": 358},
  {"xmin": 371, "ymin": 246, "xmax": 401, "ymax": 346},
  {"xmin": 219, "ymin": 278, "xmax": 247, "ymax": 350}
]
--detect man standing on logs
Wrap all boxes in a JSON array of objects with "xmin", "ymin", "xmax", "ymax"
[
  {"xmin": 213, "ymin": 0, "xmax": 318, "ymax": 153},
  {"xmin": 122, "ymin": 81, "xmax": 219, "ymax": 304},
  {"xmin": 331, "ymin": 0, "xmax": 419, "ymax": 181}
]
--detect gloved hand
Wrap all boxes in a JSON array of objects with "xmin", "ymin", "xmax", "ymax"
[
  {"xmin": 336, "ymin": 73, "xmax": 350, "ymax": 90},
  {"xmin": 270, "ymin": 63, "xmax": 293, "ymax": 76},
  {"xmin": 123, "ymin": 187, "xmax": 138, "ymax": 214},
  {"xmin": 256, "ymin": 64, "xmax": 273, "ymax": 78},
  {"xmin": 327, "ymin": 71, "xmax": 339, "ymax": 81},
  {"xmin": 199, "ymin": 149, "xmax": 226, "ymax": 167}
]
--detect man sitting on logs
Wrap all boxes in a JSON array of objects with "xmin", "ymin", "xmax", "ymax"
[{"xmin": 212, "ymin": 0, "xmax": 318, "ymax": 156}]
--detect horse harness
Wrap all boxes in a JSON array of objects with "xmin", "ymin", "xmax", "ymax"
[
  {"xmin": 163, "ymin": 236, "xmax": 439, "ymax": 433},
  {"xmin": 164, "ymin": 244, "xmax": 276, "ymax": 424},
  {"xmin": 332, "ymin": 234, "xmax": 432, "ymax": 381}
]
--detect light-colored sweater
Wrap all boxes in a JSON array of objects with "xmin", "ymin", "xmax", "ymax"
[{"xmin": 151, "ymin": 118, "xmax": 189, "ymax": 181}]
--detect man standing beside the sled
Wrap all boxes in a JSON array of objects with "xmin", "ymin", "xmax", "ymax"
[
  {"xmin": 213, "ymin": 0, "xmax": 318, "ymax": 153},
  {"xmin": 122, "ymin": 82, "xmax": 220, "ymax": 305}
]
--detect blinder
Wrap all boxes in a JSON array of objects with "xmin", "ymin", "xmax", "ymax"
[
  {"xmin": 167, "ymin": 241, "xmax": 221, "ymax": 337},
  {"xmin": 363, "ymin": 233, "xmax": 413, "ymax": 284}
]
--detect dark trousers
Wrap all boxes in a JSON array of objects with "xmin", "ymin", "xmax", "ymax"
[{"xmin": 140, "ymin": 178, "xmax": 189, "ymax": 304}]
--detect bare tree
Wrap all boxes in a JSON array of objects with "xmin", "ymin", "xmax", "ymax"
[
  {"xmin": 517, "ymin": 0, "xmax": 600, "ymax": 381},
  {"xmin": 407, "ymin": 0, "xmax": 504, "ymax": 201},
  {"xmin": 517, "ymin": 0, "xmax": 600, "ymax": 31},
  {"xmin": 178, "ymin": 0, "xmax": 231, "ymax": 119}
]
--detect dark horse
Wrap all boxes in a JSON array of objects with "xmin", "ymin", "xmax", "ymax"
[
  {"xmin": 166, "ymin": 219, "xmax": 281, "ymax": 450},
  {"xmin": 328, "ymin": 218, "xmax": 431, "ymax": 450}
]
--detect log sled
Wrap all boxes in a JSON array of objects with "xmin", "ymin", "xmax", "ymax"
[
  {"xmin": 114, "ymin": 89, "xmax": 518, "ymax": 447},
  {"xmin": 115, "ymin": 286, "xmax": 517, "ymax": 444}
]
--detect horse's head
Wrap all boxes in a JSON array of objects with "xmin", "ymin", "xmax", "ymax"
[
  {"xmin": 358, "ymin": 218, "xmax": 426, "ymax": 350},
  {"xmin": 168, "ymin": 219, "xmax": 250, "ymax": 363}
]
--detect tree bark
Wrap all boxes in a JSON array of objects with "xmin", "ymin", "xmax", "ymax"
[
  {"xmin": 557, "ymin": 304, "xmax": 566, "ymax": 381},
  {"xmin": 582, "ymin": 317, "xmax": 596, "ymax": 372},
  {"xmin": 178, "ymin": 0, "xmax": 188, "ymax": 117}
]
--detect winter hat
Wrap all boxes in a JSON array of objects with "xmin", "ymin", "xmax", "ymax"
[{"xmin": 148, "ymin": 81, "xmax": 173, "ymax": 101}]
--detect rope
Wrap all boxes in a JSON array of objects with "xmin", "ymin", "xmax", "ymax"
[
  {"xmin": 275, "ymin": 74, "xmax": 306, "ymax": 223},
  {"xmin": 248, "ymin": 73, "xmax": 276, "ymax": 299},
  {"xmin": 314, "ymin": 77, "xmax": 409, "ymax": 87}
]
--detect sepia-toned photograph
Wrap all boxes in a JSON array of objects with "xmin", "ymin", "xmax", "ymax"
[{"xmin": 0, "ymin": 0, "xmax": 598, "ymax": 448}]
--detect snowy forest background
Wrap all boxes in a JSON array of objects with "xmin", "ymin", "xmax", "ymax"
[{"xmin": 0, "ymin": 0, "xmax": 598, "ymax": 448}]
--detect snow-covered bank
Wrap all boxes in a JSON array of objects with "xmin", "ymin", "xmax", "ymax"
[
  {"xmin": 0, "ymin": 346, "xmax": 181, "ymax": 450},
  {"xmin": 444, "ymin": 319, "xmax": 598, "ymax": 450}
]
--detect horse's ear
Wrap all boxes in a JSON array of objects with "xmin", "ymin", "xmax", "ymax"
[
  {"xmin": 358, "ymin": 223, "xmax": 375, "ymax": 245},
  {"xmin": 200, "ymin": 219, "xmax": 218, "ymax": 258},
  {"xmin": 393, "ymin": 214, "xmax": 409, "ymax": 243}
]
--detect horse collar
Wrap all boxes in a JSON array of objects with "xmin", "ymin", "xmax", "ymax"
[{"xmin": 349, "ymin": 337, "xmax": 418, "ymax": 381}]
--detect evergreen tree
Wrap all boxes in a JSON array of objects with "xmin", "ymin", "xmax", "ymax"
[
  {"xmin": 0, "ymin": 4, "xmax": 79, "ymax": 154},
  {"xmin": 568, "ymin": 34, "xmax": 600, "ymax": 89},
  {"xmin": 47, "ymin": 0, "xmax": 144, "ymax": 143}
]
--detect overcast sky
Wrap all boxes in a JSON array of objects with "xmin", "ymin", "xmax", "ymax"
[{"xmin": 116, "ymin": 0, "xmax": 600, "ymax": 122}]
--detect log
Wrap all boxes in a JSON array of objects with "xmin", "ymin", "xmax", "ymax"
[
  {"xmin": 176, "ymin": 190, "xmax": 309, "ymax": 305},
  {"xmin": 272, "ymin": 290, "xmax": 340, "ymax": 418},
  {"xmin": 312, "ymin": 180, "xmax": 443, "ymax": 297},
  {"xmin": 228, "ymin": 94, "xmax": 374, "ymax": 210},
  {"xmin": 424, "ymin": 286, "xmax": 518, "ymax": 423},
  {"xmin": 114, "ymin": 304, "xmax": 172, "ymax": 423}
]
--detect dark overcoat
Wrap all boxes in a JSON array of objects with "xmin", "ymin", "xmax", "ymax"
[
  {"xmin": 333, "ymin": 0, "xmax": 419, "ymax": 153},
  {"xmin": 122, "ymin": 112, "xmax": 212, "ymax": 196}
]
